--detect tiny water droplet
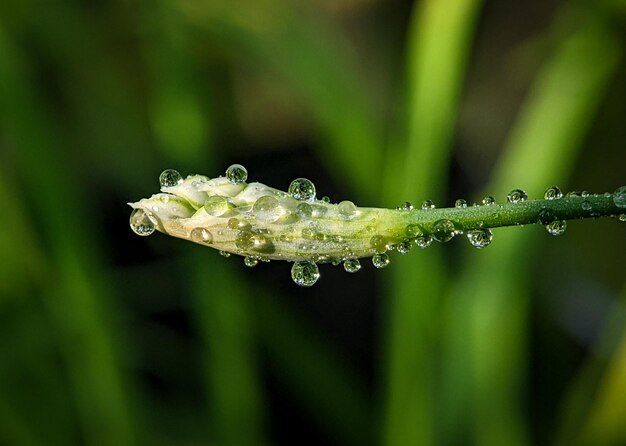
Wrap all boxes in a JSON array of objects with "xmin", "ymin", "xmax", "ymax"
[
  {"xmin": 432, "ymin": 219, "xmax": 456, "ymax": 243},
  {"xmin": 415, "ymin": 235, "xmax": 433, "ymax": 248},
  {"xmin": 466, "ymin": 229, "xmax": 493, "ymax": 249},
  {"xmin": 544, "ymin": 186, "xmax": 563, "ymax": 200},
  {"xmin": 295, "ymin": 202, "xmax": 312, "ymax": 219},
  {"xmin": 455, "ymin": 199, "xmax": 467, "ymax": 208},
  {"xmin": 343, "ymin": 259, "xmax": 361, "ymax": 273},
  {"xmin": 219, "ymin": 250, "xmax": 231, "ymax": 258},
  {"xmin": 618, "ymin": 214, "xmax": 626, "ymax": 222},
  {"xmin": 613, "ymin": 186, "xmax": 626, "ymax": 208},
  {"xmin": 546, "ymin": 220, "xmax": 567, "ymax": 236},
  {"xmin": 244, "ymin": 256, "xmax": 258, "ymax": 267},
  {"xmin": 225, "ymin": 164, "xmax": 248, "ymax": 184},
  {"xmin": 288, "ymin": 178, "xmax": 316, "ymax": 201},
  {"xmin": 581, "ymin": 191, "xmax": 590, "ymax": 198},
  {"xmin": 321, "ymin": 196, "xmax": 330, "ymax": 203},
  {"xmin": 253, "ymin": 195, "xmax": 283, "ymax": 222},
  {"xmin": 421, "ymin": 199, "xmax": 435, "ymax": 210},
  {"xmin": 482, "ymin": 196, "xmax": 495, "ymax": 206},
  {"xmin": 130, "ymin": 209, "xmax": 156, "ymax": 236},
  {"xmin": 372, "ymin": 253, "xmax": 390, "ymax": 269},
  {"xmin": 397, "ymin": 202, "xmax": 414, "ymax": 211},
  {"xmin": 190, "ymin": 227, "xmax": 213, "ymax": 244},
  {"xmin": 507, "ymin": 189, "xmax": 527, "ymax": 203},
  {"xmin": 396, "ymin": 240, "xmax": 412, "ymax": 254},
  {"xmin": 405, "ymin": 224, "xmax": 422, "ymax": 238},
  {"xmin": 291, "ymin": 261, "xmax": 320, "ymax": 287},
  {"xmin": 338, "ymin": 200, "xmax": 357, "ymax": 219},
  {"xmin": 204, "ymin": 195, "xmax": 230, "ymax": 216},
  {"xmin": 159, "ymin": 169, "xmax": 183, "ymax": 187},
  {"xmin": 581, "ymin": 200, "xmax": 592, "ymax": 211}
]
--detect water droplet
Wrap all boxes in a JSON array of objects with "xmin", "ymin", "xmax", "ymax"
[
  {"xmin": 253, "ymin": 195, "xmax": 284, "ymax": 222},
  {"xmin": 190, "ymin": 227, "xmax": 213, "ymax": 244},
  {"xmin": 482, "ymin": 196, "xmax": 495, "ymax": 206},
  {"xmin": 321, "ymin": 196, "xmax": 331, "ymax": 203},
  {"xmin": 159, "ymin": 169, "xmax": 183, "ymax": 187},
  {"xmin": 130, "ymin": 209, "xmax": 156, "ymax": 236},
  {"xmin": 219, "ymin": 250, "xmax": 231, "ymax": 258},
  {"xmin": 343, "ymin": 259, "xmax": 361, "ymax": 273},
  {"xmin": 581, "ymin": 191, "xmax": 590, "ymax": 198},
  {"xmin": 421, "ymin": 199, "xmax": 435, "ymax": 210},
  {"xmin": 613, "ymin": 186, "xmax": 626, "ymax": 208},
  {"xmin": 619, "ymin": 214, "xmax": 626, "ymax": 222},
  {"xmin": 397, "ymin": 202, "xmax": 414, "ymax": 211},
  {"xmin": 311, "ymin": 204, "xmax": 327, "ymax": 218},
  {"xmin": 251, "ymin": 234, "xmax": 275, "ymax": 254},
  {"xmin": 581, "ymin": 200, "xmax": 592, "ymax": 211},
  {"xmin": 244, "ymin": 256, "xmax": 258, "ymax": 267},
  {"xmin": 288, "ymin": 178, "xmax": 316, "ymax": 201},
  {"xmin": 544, "ymin": 186, "xmax": 563, "ymax": 200},
  {"xmin": 466, "ymin": 229, "xmax": 493, "ymax": 249},
  {"xmin": 338, "ymin": 200, "xmax": 357, "ymax": 219},
  {"xmin": 546, "ymin": 220, "xmax": 567, "ymax": 236},
  {"xmin": 236, "ymin": 230, "xmax": 254, "ymax": 250},
  {"xmin": 396, "ymin": 240, "xmax": 412, "ymax": 254},
  {"xmin": 291, "ymin": 261, "xmax": 320, "ymax": 287},
  {"xmin": 372, "ymin": 253, "xmax": 390, "ymax": 269},
  {"xmin": 415, "ymin": 235, "xmax": 433, "ymax": 248},
  {"xmin": 405, "ymin": 224, "xmax": 422, "ymax": 238},
  {"xmin": 225, "ymin": 164, "xmax": 248, "ymax": 184},
  {"xmin": 295, "ymin": 202, "xmax": 312, "ymax": 219},
  {"xmin": 370, "ymin": 235, "xmax": 391, "ymax": 253},
  {"xmin": 204, "ymin": 195, "xmax": 230, "ymax": 216},
  {"xmin": 507, "ymin": 189, "xmax": 527, "ymax": 203},
  {"xmin": 432, "ymin": 219, "xmax": 456, "ymax": 243},
  {"xmin": 455, "ymin": 199, "xmax": 467, "ymax": 208}
]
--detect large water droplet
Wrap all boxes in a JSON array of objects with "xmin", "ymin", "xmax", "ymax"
[
  {"xmin": 244, "ymin": 256, "xmax": 258, "ymax": 268},
  {"xmin": 482, "ymin": 196, "xmax": 495, "ymax": 206},
  {"xmin": 225, "ymin": 164, "xmax": 248, "ymax": 184},
  {"xmin": 291, "ymin": 261, "xmax": 320, "ymax": 287},
  {"xmin": 613, "ymin": 186, "xmax": 626, "ymax": 208},
  {"xmin": 405, "ymin": 224, "xmax": 422, "ymax": 238},
  {"xmin": 396, "ymin": 240, "xmax": 412, "ymax": 254},
  {"xmin": 544, "ymin": 186, "xmax": 563, "ymax": 200},
  {"xmin": 421, "ymin": 199, "xmax": 435, "ymax": 210},
  {"xmin": 204, "ymin": 195, "xmax": 230, "ymax": 216},
  {"xmin": 432, "ymin": 219, "xmax": 456, "ymax": 243},
  {"xmin": 466, "ymin": 229, "xmax": 493, "ymax": 249},
  {"xmin": 372, "ymin": 253, "xmax": 390, "ymax": 269},
  {"xmin": 130, "ymin": 208, "xmax": 156, "ymax": 236},
  {"xmin": 455, "ymin": 199, "xmax": 467, "ymax": 208},
  {"xmin": 190, "ymin": 227, "xmax": 213, "ymax": 244},
  {"xmin": 546, "ymin": 220, "xmax": 567, "ymax": 236},
  {"xmin": 397, "ymin": 202, "xmax": 414, "ymax": 211},
  {"xmin": 236, "ymin": 230, "xmax": 254, "ymax": 250},
  {"xmin": 295, "ymin": 202, "xmax": 312, "ymax": 219},
  {"xmin": 343, "ymin": 259, "xmax": 361, "ymax": 273},
  {"xmin": 507, "ymin": 189, "xmax": 527, "ymax": 203},
  {"xmin": 338, "ymin": 200, "xmax": 357, "ymax": 219},
  {"xmin": 253, "ymin": 196, "xmax": 283, "ymax": 222},
  {"xmin": 159, "ymin": 169, "xmax": 183, "ymax": 188},
  {"xmin": 415, "ymin": 235, "xmax": 432, "ymax": 248},
  {"xmin": 288, "ymin": 178, "xmax": 316, "ymax": 201}
]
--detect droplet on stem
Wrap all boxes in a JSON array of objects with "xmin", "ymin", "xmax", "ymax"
[
  {"xmin": 130, "ymin": 208, "xmax": 156, "ymax": 236},
  {"xmin": 372, "ymin": 253, "xmax": 390, "ymax": 269},
  {"xmin": 225, "ymin": 164, "xmax": 248, "ymax": 184},
  {"xmin": 343, "ymin": 259, "xmax": 361, "ymax": 273},
  {"xmin": 291, "ymin": 261, "xmax": 320, "ymax": 286},
  {"xmin": 288, "ymin": 178, "xmax": 316, "ymax": 201},
  {"xmin": 466, "ymin": 228, "xmax": 493, "ymax": 248},
  {"xmin": 159, "ymin": 169, "xmax": 183, "ymax": 188},
  {"xmin": 507, "ymin": 189, "xmax": 527, "ymax": 203},
  {"xmin": 544, "ymin": 186, "xmax": 563, "ymax": 200}
]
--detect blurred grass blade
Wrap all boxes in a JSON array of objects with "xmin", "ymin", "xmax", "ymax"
[
  {"xmin": 382, "ymin": 1, "xmax": 482, "ymax": 446},
  {"xmin": 0, "ymin": 28, "xmax": 136, "ymax": 446},
  {"xmin": 442, "ymin": 13, "xmax": 621, "ymax": 446}
]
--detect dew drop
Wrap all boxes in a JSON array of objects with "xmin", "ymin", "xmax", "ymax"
[
  {"xmin": 343, "ymin": 259, "xmax": 361, "ymax": 273},
  {"xmin": 546, "ymin": 220, "xmax": 567, "ymax": 236},
  {"xmin": 619, "ymin": 214, "xmax": 626, "ymax": 222},
  {"xmin": 225, "ymin": 164, "xmax": 248, "ymax": 184},
  {"xmin": 244, "ymin": 256, "xmax": 258, "ymax": 268},
  {"xmin": 421, "ymin": 199, "xmax": 435, "ymax": 210},
  {"xmin": 396, "ymin": 240, "xmax": 412, "ymax": 254},
  {"xmin": 482, "ymin": 196, "xmax": 496, "ymax": 206},
  {"xmin": 372, "ymin": 253, "xmax": 390, "ymax": 269},
  {"xmin": 204, "ymin": 195, "xmax": 230, "ymax": 216},
  {"xmin": 295, "ymin": 202, "xmax": 313, "ymax": 219},
  {"xmin": 581, "ymin": 200, "xmax": 592, "ymax": 211},
  {"xmin": 129, "ymin": 208, "xmax": 156, "ymax": 236},
  {"xmin": 507, "ymin": 189, "xmax": 527, "ymax": 203},
  {"xmin": 338, "ymin": 200, "xmax": 357, "ymax": 219},
  {"xmin": 291, "ymin": 261, "xmax": 320, "ymax": 287},
  {"xmin": 288, "ymin": 178, "xmax": 316, "ymax": 201},
  {"xmin": 455, "ymin": 199, "xmax": 467, "ymax": 208},
  {"xmin": 613, "ymin": 186, "xmax": 626, "ymax": 208},
  {"xmin": 415, "ymin": 235, "xmax": 433, "ymax": 248},
  {"xmin": 219, "ymin": 250, "xmax": 231, "ymax": 258},
  {"xmin": 236, "ymin": 230, "xmax": 254, "ymax": 250},
  {"xmin": 581, "ymin": 191, "xmax": 590, "ymax": 198},
  {"xmin": 405, "ymin": 224, "xmax": 422, "ymax": 238},
  {"xmin": 190, "ymin": 227, "xmax": 213, "ymax": 244},
  {"xmin": 321, "ymin": 196, "xmax": 331, "ymax": 203},
  {"xmin": 397, "ymin": 202, "xmax": 414, "ymax": 211},
  {"xmin": 159, "ymin": 169, "xmax": 183, "ymax": 188},
  {"xmin": 253, "ymin": 195, "xmax": 284, "ymax": 222},
  {"xmin": 544, "ymin": 186, "xmax": 563, "ymax": 200},
  {"xmin": 466, "ymin": 229, "xmax": 493, "ymax": 249},
  {"xmin": 432, "ymin": 219, "xmax": 456, "ymax": 243}
]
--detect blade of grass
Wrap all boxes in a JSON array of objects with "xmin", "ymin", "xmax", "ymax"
[
  {"xmin": 442, "ymin": 12, "xmax": 621, "ymax": 446},
  {"xmin": 381, "ymin": 1, "xmax": 483, "ymax": 445}
]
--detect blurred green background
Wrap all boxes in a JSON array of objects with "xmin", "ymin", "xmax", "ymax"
[{"xmin": 1, "ymin": 1, "xmax": 625, "ymax": 445}]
